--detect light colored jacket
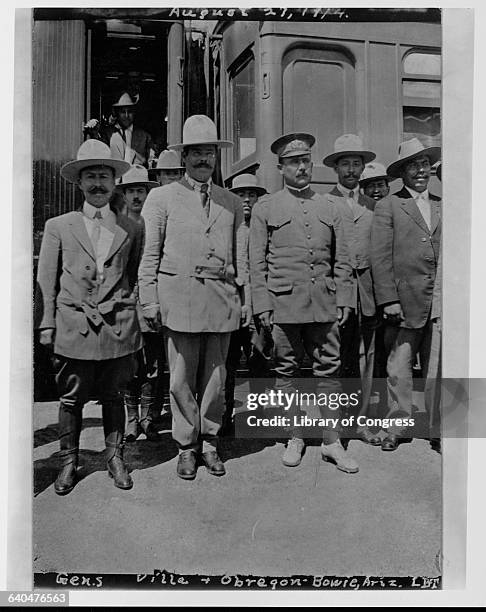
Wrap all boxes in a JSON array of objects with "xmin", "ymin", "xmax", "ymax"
[
  {"xmin": 35, "ymin": 210, "xmax": 143, "ymax": 360},
  {"xmin": 138, "ymin": 178, "xmax": 249, "ymax": 333}
]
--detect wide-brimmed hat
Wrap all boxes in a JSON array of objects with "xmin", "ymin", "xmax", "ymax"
[
  {"xmin": 323, "ymin": 134, "xmax": 376, "ymax": 167},
  {"xmin": 359, "ymin": 162, "xmax": 393, "ymax": 186},
  {"xmin": 61, "ymin": 139, "xmax": 131, "ymax": 184},
  {"xmin": 271, "ymin": 133, "xmax": 315, "ymax": 158},
  {"xmin": 154, "ymin": 149, "xmax": 185, "ymax": 170},
  {"xmin": 387, "ymin": 138, "xmax": 441, "ymax": 178},
  {"xmin": 112, "ymin": 92, "xmax": 138, "ymax": 108},
  {"xmin": 116, "ymin": 164, "xmax": 159, "ymax": 191},
  {"xmin": 168, "ymin": 115, "xmax": 232, "ymax": 151},
  {"xmin": 229, "ymin": 173, "xmax": 267, "ymax": 196}
]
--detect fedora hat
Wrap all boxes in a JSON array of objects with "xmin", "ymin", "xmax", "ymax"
[
  {"xmin": 112, "ymin": 92, "xmax": 138, "ymax": 108},
  {"xmin": 168, "ymin": 115, "xmax": 233, "ymax": 151},
  {"xmin": 230, "ymin": 173, "xmax": 267, "ymax": 196},
  {"xmin": 61, "ymin": 139, "xmax": 131, "ymax": 184},
  {"xmin": 359, "ymin": 162, "xmax": 393, "ymax": 186},
  {"xmin": 387, "ymin": 138, "xmax": 441, "ymax": 178},
  {"xmin": 323, "ymin": 134, "xmax": 376, "ymax": 167},
  {"xmin": 154, "ymin": 149, "xmax": 185, "ymax": 170},
  {"xmin": 271, "ymin": 133, "xmax": 315, "ymax": 159},
  {"xmin": 116, "ymin": 164, "xmax": 159, "ymax": 191}
]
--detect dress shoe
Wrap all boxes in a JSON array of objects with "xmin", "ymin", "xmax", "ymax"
[
  {"xmin": 282, "ymin": 437, "xmax": 305, "ymax": 467},
  {"xmin": 357, "ymin": 428, "xmax": 382, "ymax": 446},
  {"xmin": 54, "ymin": 448, "xmax": 78, "ymax": 495},
  {"xmin": 321, "ymin": 440, "xmax": 359, "ymax": 473},
  {"xmin": 201, "ymin": 450, "xmax": 226, "ymax": 476},
  {"xmin": 177, "ymin": 450, "xmax": 198, "ymax": 480},
  {"xmin": 381, "ymin": 434, "xmax": 412, "ymax": 451},
  {"xmin": 106, "ymin": 444, "xmax": 133, "ymax": 489}
]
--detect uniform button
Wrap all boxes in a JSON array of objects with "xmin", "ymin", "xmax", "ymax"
[
  {"xmin": 421, "ymin": 237, "xmax": 427, "ymax": 242},
  {"xmin": 303, "ymin": 210, "xmax": 308, "ymax": 214},
  {"xmin": 307, "ymin": 235, "xmax": 311, "ymax": 239},
  {"xmin": 85, "ymin": 265, "xmax": 90, "ymax": 270},
  {"xmin": 310, "ymin": 263, "xmax": 314, "ymax": 268},
  {"xmin": 309, "ymin": 249, "xmax": 313, "ymax": 255},
  {"xmin": 207, "ymin": 254, "xmax": 211, "ymax": 259},
  {"xmin": 311, "ymin": 277, "xmax": 315, "ymax": 283},
  {"xmin": 305, "ymin": 222, "xmax": 309, "ymax": 227}
]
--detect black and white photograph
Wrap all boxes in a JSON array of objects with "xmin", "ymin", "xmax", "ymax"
[{"xmin": 4, "ymin": 2, "xmax": 484, "ymax": 606}]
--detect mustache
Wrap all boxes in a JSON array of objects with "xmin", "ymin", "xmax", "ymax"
[
  {"xmin": 195, "ymin": 162, "xmax": 212, "ymax": 168},
  {"xmin": 88, "ymin": 186, "xmax": 108, "ymax": 194}
]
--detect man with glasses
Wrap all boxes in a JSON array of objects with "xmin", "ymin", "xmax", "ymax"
[
  {"xmin": 250, "ymin": 133, "xmax": 357, "ymax": 472},
  {"xmin": 138, "ymin": 115, "xmax": 250, "ymax": 480},
  {"xmin": 370, "ymin": 138, "xmax": 441, "ymax": 451}
]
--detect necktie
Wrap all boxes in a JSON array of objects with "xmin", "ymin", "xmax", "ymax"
[
  {"xmin": 347, "ymin": 190, "xmax": 355, "ymax": 211},
  {"xmin": 120, "ymin": 128, "xmax": 126, "ymax": 143},
  {"xmin": 92, "ymin": 210, "xmax": 102, "ymax": 252},
  {"xmin": 200, "ymin": 183, "xmax": 209, "ymax": 217}
]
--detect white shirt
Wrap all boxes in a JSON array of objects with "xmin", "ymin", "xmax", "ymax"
[
  {"xmin": 337, "ymin": 183, "xmax": 360, "ymax": 212},
  {"xmin": 114, "ymin": 123, "xmax": 134, "ymax": 163},
  {"xmin": 82, "ymin": 202, "xmax": 116, "ymax": 278},
  {"xmin": 406, "ymin": 187, "xmax": 431, "ymax": 231}
]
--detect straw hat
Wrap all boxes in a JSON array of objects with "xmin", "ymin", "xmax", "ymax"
[
  {"xmin": 359, "ymin": 162, "xmax": 392, "ymax": 186},
  {"xmin": 154, "ymin": 149, "xmax": 185, "ymax": 170},
  {"xmin": 386, "ymin": 138, "xmax": 441, "ymax": 178},
  {"xmin": 229, "ymin": 173, "xmax": 267, "ymax": 196},
  {"xmin": 61, "ymin": 140, "xmax": 130, "ymax": 184},
  {"xmin": 270, "ymin": 133, "xmax": 315, "ymax": 158},
  {"xmin": 323, "ymin": 134, "xmax": 376, "ymax": 167},
  {"xmin": 112, "ymin": 92, "xmax": 138, "ymax": 108},
  {"xmin": 116, "ymin": 164, "xmax": 159, "ymax": 191},
  {"xmin": 168, "ymin": 115, "xmax": 232, "ymax": 151}
]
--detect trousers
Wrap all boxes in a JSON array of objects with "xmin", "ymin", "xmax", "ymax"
[{"xmin": 165, "ymin": 329, "xmax": 231, "ymax": 450}]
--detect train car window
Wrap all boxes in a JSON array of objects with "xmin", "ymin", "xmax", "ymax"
[
  {"xmin": 402, "ymin": 50, "xmax": 441, "ymax": 148},
  {"xmin": 403, "ymin": 52, "xmax": 441, "ymax": 76},
  {"xmin": 230, "ymin": 54, "xmax": 256, "ymax": 162}
]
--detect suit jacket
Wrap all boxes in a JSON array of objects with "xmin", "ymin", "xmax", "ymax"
[
  {"xmin": 370, "ymin": 186, "xmax": 441, "ymax": 329},
  {"xmin": 328, "ymin": 186, "xmax": 376, "ymax": 316},
  {"xmin": 249, "ymin": 186, "xmax": 354, "ymax": 324},
  {"xmin": 104, "ymin": 125, "xmax": 153, "ymax": 167},
  {"xmin": 138, "ymin": 178, "xmax": 249, "ymax": 333},
  {"xmin": 36, "ymin": 210, "xmax": 144, "ymax": 360}
]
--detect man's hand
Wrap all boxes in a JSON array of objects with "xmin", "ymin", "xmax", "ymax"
[
  {"xmin": 258, "ymin": 311, "xmax": 274, "ymax": 333},
  {"xmin": 383, "ymin": 302, "xmax": 404, "ymax": 323},
  {"xmin": 143, "ymin": 306, "xmax": 162, "ymax": 332},
  {"xmin": 337, "ymin": 306, "xmax": 352, "ymax": 326},
  {"xmin": 39, "ymin": 328, "xmax": 55, "ymax": 350},
  {"xmin": 241, "ymin": 304, "xmax": 252, "ymax": 328}
]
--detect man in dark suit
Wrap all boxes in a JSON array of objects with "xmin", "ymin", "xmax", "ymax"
[
  {"xmin": 324, "ymin": 134, "xmax": 380, "ymax": 446},
  {"xmin": 36, "ymin": 139, "xmax": 144, "ymax": 494},
  {"xmin": 370, "ymin": 138, "xmax": 441, "ymax": 451}
]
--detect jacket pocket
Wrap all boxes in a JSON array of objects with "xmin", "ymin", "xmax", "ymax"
[
  {"xmin": 268, "ymin": 215, "xmax": 293, "ymax": 248},
  {"xmin": 268, "ymin": 278, "xmax": 293, "ymax": 294},
  {"xmin": 317, "ymin": 211, "xmax": 334, "ymax": 228}
]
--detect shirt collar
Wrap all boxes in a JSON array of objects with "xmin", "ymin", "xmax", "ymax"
[
  {"xmin": 83, "ymin": 201, "xmax": 111, "ymax": 219},
  {"xmin": 115, "ymin": 123, "xmax": 133, "ymax": 135},
  {"xmin": 337, "ymin": 183, "xmax": 359, "ymax": 199},
  {"xmin": 406, "ymin": 187, "xmax": 429, "ymax": 201},
  {"xmin": 185, "ymin": 172, "xmax": 212, "ymax": 194}
]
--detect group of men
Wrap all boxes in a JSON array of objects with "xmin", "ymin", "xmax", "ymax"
[{"xmin": 36, "ymin": 92, "xmax": 442, "ymax": 495}]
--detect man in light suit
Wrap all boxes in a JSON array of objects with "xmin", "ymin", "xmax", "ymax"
[
  {"xmin": 138, "ymin": 115, "xmax": 250, "ymax": 480},
  {"xmin": 324, "ymin": 134, "xmax": 380, "ymax": 446},
  {"xmin": 36, "ymin": 140, "xmax": 144, "ymax": 494},
  {"xmin": 250, "ymin": 133, "xmax": 357, "ymax": 473},
  {"xmin": 370, "ymin": 138, "xmax": 441, "ymax": 451}
]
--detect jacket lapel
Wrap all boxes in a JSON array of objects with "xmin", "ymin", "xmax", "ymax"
[
  {"xmin": 68, "ymin": 211, "xmax": 96, "ymax": 260},
  {"xmin": 178, "ymin": 177, "xmax": 208, "ymax": 225},
  {"xmin": 105, "ymin": 220, "xmax": 128, "ymax": 263},
  {"xmin": 400, "ymin": 197, "xmax": 430, "ymax": 234},
  {"xmin": 430, "ymin": 198, "xmax": 441, "ymax": 234},
  {"xmin": 207, "ymin": 188, "xmax": 224, "ymax": 229}
]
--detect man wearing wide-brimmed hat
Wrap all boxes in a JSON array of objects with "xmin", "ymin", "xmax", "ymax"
[
  {"xmin": 324, "ymin": 134, "xmax": 380, "ymax": 446},
  {"xmin": 250, "ymin": 132, "xmax": 358, "ymax": 473},
  {"xmin": 359, "ymin": 161, "xmax": 393, "ymax": 202},
  {"xmin": 116, "ymin": 165, "xmax": 163, "ymax": 443},
  {"xmin": 85, "ymin": 92, "xmax": 154, "ymax": 168},
  {"xmin": 138, "ymin": 115, "xmax": 250, "ymax": 480},
  {"xmin": 150, "ymin": 149, "xmax": 185, "ymax": 186},
  {"xmin": 222, "ymin": 173, "xmax": 271, "ymax": 434},
  {"xmin": 371, "ymin": 137, "xmax": 441, "ymax": 451},
  {"xmin": 35, "ymin": 140, "xmax": 144, "ymax": 494}
]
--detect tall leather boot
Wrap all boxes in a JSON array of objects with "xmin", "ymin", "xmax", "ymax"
[
  {"xmin": 139, "ymin": 394, "xmax": 161, "ymax": 441},
  {"xmin": 55, "ymin": 402, "xmax": 81, "ymax": 495},
  {"xmin": 103, "ymin": 399, "xmax": 133, "ymax": 490},
  {"xmin": 124, "ymin": 393, "xmax": 140, "ymax": 443}
]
